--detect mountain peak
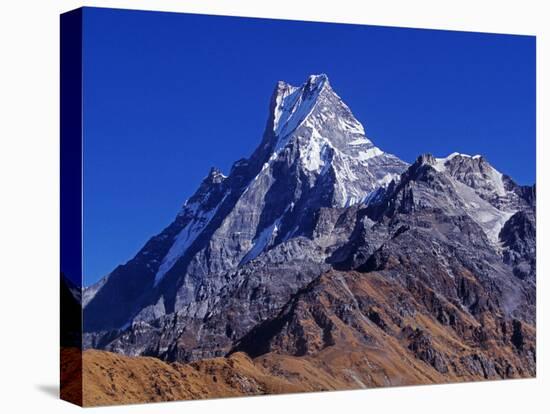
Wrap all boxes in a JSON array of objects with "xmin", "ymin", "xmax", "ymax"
[
  {"xmin": 269, "ymin": 74, "xmax": 371, "ymax": 154},
  {"xmin": 177, "ymin": 166, "xmax": 227, "ymax": 217},
  {"xmin": 305, "ymin": 73, "xmax": 330, "ymax": 89},
  {"xmin": 274, "ymin": 73, "xmax": 330, "ymax": 97},
  {"xmin": 411, "ymin": 152, "xmax": 491, "ymax": 176},
  {"xmin": 407, "ymin": 151, "xmax": 529, "ymax": 214},
  {"xmin": 271, "ymin": 74, "xmax": 331, "ymax": 141},
  {"xmin": 258, "ymin": 74, "xmax": 408, "ymax": 206},
  {"xmin": 415, "ymin": 153, "xmax": 437, "ymax": 166}
]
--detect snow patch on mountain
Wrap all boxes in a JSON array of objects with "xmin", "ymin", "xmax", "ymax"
[
  {"xmin": 338, "ymin": 117, "xmax": 366, "ymax": 136},
  {"xmin": 240, "ymin": 219, "xmax": 281, "ymax": 265},
  {"xmin": 241, "ymin": 202, "xmax": 297, "ymax": 265},
  {"xmin": 301, "ymin": 127, "xmax": 326, "ymax": 172},
  {"xmin": 356, "ymin": 147, "xmax": 383, "ymax": 161},
  {"xmin": 349, "ymin": 138, "xmax": 368, "ymax": 146},
  {"xmin": 488, "ymin": 168, "xmax": 506, "ymax": 197},
  {"xmin": 449, "ymin": 171, "xmax": 515, "ymax": 244},
  {"xmin": 378, "ymin": 172, "xmax": 396, "ymax": 187},
  {"xmin": 154, "ymin": 195, "xmax": 226, "ymax": 286}
]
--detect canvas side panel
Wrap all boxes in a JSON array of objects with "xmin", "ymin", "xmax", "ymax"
[{"xmin": 60, "ymin": 8, "xmax": 83, "ymax": 407}]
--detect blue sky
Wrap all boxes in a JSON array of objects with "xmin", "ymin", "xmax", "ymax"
[{"xmin": 82, "ymin": 7, "xmax": 535, "ymax": 286}]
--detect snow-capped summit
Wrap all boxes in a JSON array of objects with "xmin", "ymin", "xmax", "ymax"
[
  {"xmin": 272, "ymin": 75, "xmax": 329, "ymax": 141},
  {"xmin": 84, "ymin": 74, "xmax": 409, "ymax": 331},
  {"xmin": 262, "ymin": 74, "xmax": 407, "ymax": 206},
  {"xmin": 270, "ymin": 74, "xmax": 369, "ymax": 149}
]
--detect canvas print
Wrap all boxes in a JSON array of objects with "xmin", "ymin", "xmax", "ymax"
[{"xmin": 60, "ymin": 7, "xmax": 536, "ymax": 407}]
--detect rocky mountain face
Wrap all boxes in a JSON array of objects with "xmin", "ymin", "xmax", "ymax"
[
  {"xmin": 82, "ymin": 74, "xmax": 535, "ymax": 385},
  {"xmin": 83, "ymin": 74, "xmax": 406, "ymax": 334}
]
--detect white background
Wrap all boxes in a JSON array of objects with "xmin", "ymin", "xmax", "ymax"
[{"xmin": 0, "ymin": 0, "xmax": 548, "ymax": 412}]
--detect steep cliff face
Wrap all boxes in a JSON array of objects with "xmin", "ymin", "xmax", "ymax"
[{"xmin": 82, "ymin": 75, "xmax": 535, "ymax": 386}]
